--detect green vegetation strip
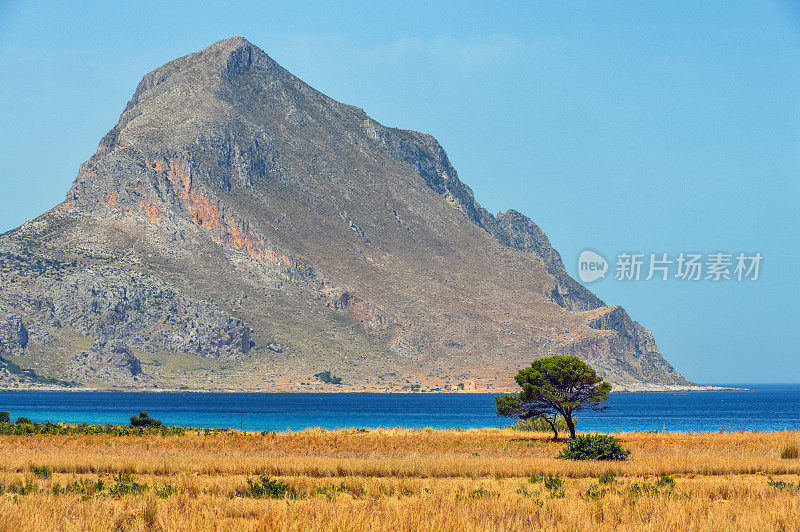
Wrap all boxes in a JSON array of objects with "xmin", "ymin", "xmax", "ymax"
[{"xmin": 0, "ymin": 421, "xmax": 185, "ymax": 436}]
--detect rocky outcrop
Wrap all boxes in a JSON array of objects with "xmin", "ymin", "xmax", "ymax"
[
  {"xmin": 67, "ymin": 340, "xmax": 145, "ymax": 385},
  {"xmin": 0, "ymin": 313, "xmax": 28, "ymax": 357},
  {"xmin": 0, "ymin": 251, "xmax": 254, "ymax": 360},
  {"xmin": 568, "ymin": 306, "xmax": 686, "ymax": 387},
  {"xmin": 48, "ymin": 269, "xmax": 253, "ymax": 359}
]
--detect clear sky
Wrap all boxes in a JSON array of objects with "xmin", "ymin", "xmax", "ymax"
[{"xmin": 1, "ymin": 1, "xmax": 798, "ymax": 384}]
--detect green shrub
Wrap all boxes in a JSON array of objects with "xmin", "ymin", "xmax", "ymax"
[
  {"xmin": 153, "ymin": 483, "xmax": 180, "ymax": 498},
  {"xmin": 655, "ymin": 475, "xmax": 676, "ymax": 488},
  {"xmin": 767, "ymin": 476, "xmax": 799, "ymax": 492},
  {"xmin": 599, "ymin": 472, "xmax": 616, "ymax": 484},
  {"xmin": 527, "ymin": 474, "xmax": 563, "ymax": 491},
  {"xmin": 109, "ymin": 473, "xmax": 148, "ymax": 496},
  {"xmin": 29, "ymin": 465, "xmax": 52, "ymax": 478},
  {"xmin": 584, "ymin": 483, "xmax": 608, "ymax": 500},
  {"xmin": 15, "ymin": 417, "xmax": 32, "ymax": 424},
  {"xmin": 1, "ymin": 482, "xmax": 38, "ymax": 495},
  {"xmin": 57, "ymin": 478, "xmax": 105, "ymax": 497},
  {"xmin": 628, "ymin": 481, "xmax": 665, "ymax": 497},
  {"xmin": 624, "ymin": 475, "xmax": 676, "ymax": 501},
  {"xmin": 130, "ymin": 411, "xmax": 162, "ymax": 428},
  {"xmin": 0, "ymin": 411, "xmax": 10, "ymax": 423},
  {"xmin": 238, "ymin": 475, "xmax": 290, "ymax": 499},
  {"xmin": 470, "ymin": 487, "xmax": 500, "ymax": 498},
  {"xmin": 555, "ymin": 434, "xmax": 631, "ymax": 461},
  {"xmin": 543, "ymin": 476, "xmax": 564, "ymax": 491},
  {"xmin": 315, "ymin": 481, "xmax": 346, "ymax": 498},
  {"xmin": 780, "ymin": 443, "xmax": 799, "ymax": 459}
]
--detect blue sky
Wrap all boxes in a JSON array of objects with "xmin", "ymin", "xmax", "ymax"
[{"xmin": 1, "ymin": 1, "xmax": 798, "ymax": 383}]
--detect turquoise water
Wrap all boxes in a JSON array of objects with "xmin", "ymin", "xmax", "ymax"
[{"xmin": 0, "ymin": 384, "xmax": 798, "ymax": 433}]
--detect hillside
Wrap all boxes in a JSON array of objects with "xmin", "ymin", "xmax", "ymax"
[{"xmin": 0, "ymin": 37, "xmax": 692, "ymax": 392}]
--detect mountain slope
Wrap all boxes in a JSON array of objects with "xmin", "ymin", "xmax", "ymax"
[{"xmin": 0, "ymin": 37, "xmax": 691, "ymax": 391}]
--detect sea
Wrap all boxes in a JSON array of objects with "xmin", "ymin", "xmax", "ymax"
[{"xmin": 0, "ymin": 384, "xmax": 798, "ymax": 433}]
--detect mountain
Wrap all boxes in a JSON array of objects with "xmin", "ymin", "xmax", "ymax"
[{"xmin": 0, "ymin": 37, "xmax": 693, "ymax": 392}]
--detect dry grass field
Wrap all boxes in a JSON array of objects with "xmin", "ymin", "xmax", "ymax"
[{"xmin": 0, "ymin": 427, "xmax": 799, "ymax": 531}]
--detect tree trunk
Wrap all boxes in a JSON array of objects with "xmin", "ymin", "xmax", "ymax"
[
  {"xmin": 565, "ymin": 413, "xmax": 576, "ymax": 439},
  {"xmin": 543, "ymin": 416, "xmax": 558, "ymax": 441}
]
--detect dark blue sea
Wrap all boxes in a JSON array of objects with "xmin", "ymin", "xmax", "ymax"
[{"xmin": 0, "ymin": 384, "xmax": 798, "ymax": 433}]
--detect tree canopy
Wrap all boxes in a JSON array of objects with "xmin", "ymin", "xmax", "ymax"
[{"xmin": 495, "ymin": 355, "xmax": 611, "ymax": 439}]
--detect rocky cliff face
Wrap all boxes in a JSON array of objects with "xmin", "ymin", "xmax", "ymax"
[
  {"xmin": 0, "ymin": 313, "xmax": 28, "ymax": 357},
  {"xmin": 67, "ymin": 340, "xmax": 145, "ymax": 386},
  {"xmin": 0, "ymin": 37, "xmax": 691, "ymax": 391}
]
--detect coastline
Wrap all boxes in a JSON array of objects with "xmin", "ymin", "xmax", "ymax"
[
  {"xmin": 1, "ymin": 385, "xmax": 796, "ymax": 433},
  {"xmin": 0, "ymin": 383, "xmax": 748, "ymax": 393}
]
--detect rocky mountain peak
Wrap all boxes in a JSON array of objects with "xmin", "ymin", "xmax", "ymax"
[
  {"xmin": 125, "ymin": 36, "xmax": 273, "ymax": 110},
  {"xmin": 0, "ymin": 37, "xmax": 692, "ymax": 392}
]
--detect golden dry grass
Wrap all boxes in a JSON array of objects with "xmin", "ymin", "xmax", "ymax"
[{"xmin": 1, "ymin": 428, "xmax": 799, "ymax": 531}]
